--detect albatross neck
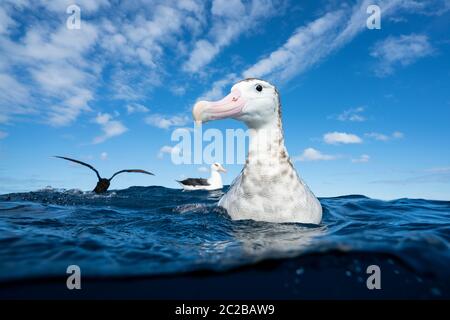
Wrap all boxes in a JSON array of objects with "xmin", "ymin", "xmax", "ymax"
[
  {"xmin": 208, "ymin": 170, "xmax": 222, "ymax": 185},
  {"xmin": 246, "ymin": 115, "xmax": 287, "ymax": 164}
]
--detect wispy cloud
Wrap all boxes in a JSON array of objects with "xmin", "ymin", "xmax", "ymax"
[
  {"xmin": 242, "ymin": 10, "xmax": 343, "ymax": 81},
  {"xmin": 200, "ymin": 0, "xmax": 413, "ymax": 98},
  {"xmin": 372, "ymin": 167, "xmax": 450, "ymax": 185},
  {"xmin": 324, "ymin": 132, "xmax": 363, "ymax": 145},
  {"xmin": 0, "ymin": 0, "xmax": 207, "ymax": 127},
  {"xmin": 170, "ymin": 86, "xmax": 187, "ymax": 96},
  {"xmin": 0, "ymin": 130, "xmax": 8, "ymax": 139},
  {"xmin": 426, "ymin": 167, "xmax": 450, "ymax": 174},
  {"xmin": 35, "ymin": 0, "xmax": 110, "ymax": 13},
  {"xmin": 126, "ymin": 103, "xmax": 150, "ymax": 114},
  {"xmin": 370, "ymin": 34, "xmax": 434, "ymax": 77},
  {"xmin": 145, "ymin": 114, "xmax": 190, "ymax": 129},
  {"xmin": 183, "ymin": 0, "xmax": 279, "ymax": 73},
  {"xmin": 158, "ymin": 145, "xmax": 181, "ymax": 159},
  {"xmin": 242, "ymin": 0, "xmax": 413, "ymax": 82},
  {"xmin": 351, "ymin": 154, "xmax": 370, "ymax": 163},
  {"xmin": 100, "ymin": 152, "xmax": 108, "ymax": 160},
  {"xmin": 0, "ymin": 72, "xmax": 32, "ymax": 123},
  {"xmin": 0, "ymin": 6, "xmax": 15, "ymax": 35},
  {"xmin": 199, "ymin": 73, "xmax": 238, "ymax": 101},
  {"xmin": 0, "ymin": 0, "xmax": 441, "ymax": 138},
  {"xmin": 101, "ymin": 1, "xmax": 205, "ymax": 68},
  {"xmin": 365, "ymin": 131, "xmax": 404, "ymax": 141},
  {"xmin": 393, "ymin": 0, "xmax": 450, "ymax": 17},
  {"xmin": 294, "ymin": 148, "xmax": 338, "ymax": 162},
  {"xmin": 93, "ymin": 113, "xmax": 128, "ymax": 144},
  {"xmin": 393, "ymin": 131, "xmax": 404, "ymax": 139},
  {"xmin": 335, "ymin": 107, "xmax": 366, "ymax": 122},
  {"xmin": 0, "ymin": 16, "xmax": 99, "ymax": 126}
]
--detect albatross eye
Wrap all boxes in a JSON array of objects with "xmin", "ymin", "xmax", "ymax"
[{"xmin": 255, "ymin": 84, "xmax": 263, "ymax": 92}]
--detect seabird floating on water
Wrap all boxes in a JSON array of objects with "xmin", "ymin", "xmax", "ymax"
[
  {"xmin": 54, "ymin": 156, "xmax": 154, "ymax": 194},
  {"xmin": 192, "ymin": 78, "xmax": 322, "ymax": 224},
  {"xmin": 177, "ymin": 163, "xmax": 226, "ymax": 191}
]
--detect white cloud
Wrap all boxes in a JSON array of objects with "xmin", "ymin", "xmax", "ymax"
[
  {"xmin": 184, "ymin": 40, "xmax": 220, "ymax": 73},
  {"xmin": 0, "ymin": 0, "xmax": 435, "ymax": 131},
  {"xmin": 126, "ymin": 103, "xmax": 150, "ymax": 114},
  {"xmin": 352, "ymin": 154, "xmax": 370, "ymax": 163},
  {"xmin": 243, "ymin": 10, "xmax": 342, "ymax": 81},
  {"xmin": 365, "ymin": 132, "xmax": 390, "ymax": 141},
  {"xmin": 0, "ymin": 73, "xmax": 33, "ymax": 122},
  {"xmin": 17, "ymin": 22, "xmax": 99, "ymax": 63},
  {"xmin": 102, "ymin": 2, "xmax": 206, "ymax": 70},
  {"xmin": 0, "ymin": 1, "xmax": 206, "ymax": 126},
  {"xmin": 158, "ymin": 145, "xmax": 181, "ymax": 159},
  {"xmin": 170, "ymin": 86, "xmax": 186, "ymax": 96},
  {"xmin": 145, "ymin": 114, "xmax": 190, "ymax": 129},
  {"xmin": 198, "ymin": 166, "xmax": 209, "ymax": 172},
  {"xmin": 106, "ymin": 21, "xmax": 182, "ymax": 103},
  {"xmin": 392, "ymin": 131, "xmax": 404, "ymax": 139},
  {"xmin": 370, "ymin": 34, "xmax": 433, "ymax": 76},
  {"xmin": 211, "ymin": 0, "xmax": 245, "ymax": 17},
  {"xmin": 241, "ymin": 0, "xmax": 410, "ymax": 81},
  {"xmin": 199, "ymin": 0, "xmax": 411, "ymax": 98},
  {"xmin": 0, "ymin": 20, "xmax": 99, "ymax": 126},
  {"xmin": 324, "ymin": 132, "xmax": 362, "ymax": 145},
  {"xmin": 389, "ymin": 16, "xmax": 408, "ymax": 23},
  {"xmin": 0, "ymin": 114, "xmax": 8, "ymax": 124},
  {"xmin": 100, "ymin": 152, "xmax": 108, "ymax": 160},
  {"xmin": 336, "ymin": 107, "xmax": 366, "ymax": 122},
  {"xmin": 426, "ymin": 167, "xmax": 450, "ymax": 174},
  {"xmin": 0, "ymin": 130, "xmax": 8, "ymax": 139},
  {"xmin": 38, "ymin": 0, "xmax": 110, "ymax": 13},
  {"xmin": 389, "ymin": 0, "xmax": 450, "ymax": 17},
  {"xmin": 294, "ymin": 148, "xmax": 338, "ymax": 162},
  {"xmin": 372, "ymin": 166, "xmax": 450, "ymax": 185},
  {"xmin": 198, "ymin": 73, "xmax": 238, "ymax": 101},
  {"xmin": 110, "ymin": 69, "xmax": 161, "ymax": 102},
  {"xmin": 0, "ymin": 6, "xmax": 15, "ymax": 35},
  {"xmin": 183, "ymin": 0, "xmax": 278, "ymax": 73},
  {"xmin": 365, "ymin": 131, "xmax": 404, "ymax": 141},
  {"xmin": 93, "ymin": 112, "xmax": 128, "ymax": 144}
]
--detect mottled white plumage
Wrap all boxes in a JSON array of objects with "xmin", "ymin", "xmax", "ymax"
[{"xmin": 193, "ymin": 79, "xmax": 322, "ymax": 224}]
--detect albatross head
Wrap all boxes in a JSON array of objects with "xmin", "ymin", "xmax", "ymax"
[
  {"xmin": 193, "ymin": 78, "xmax": 280, "ymax": 129},
  {"xmin": 211, "ymin": 162, "xmax": 226, "ymax": 173}
]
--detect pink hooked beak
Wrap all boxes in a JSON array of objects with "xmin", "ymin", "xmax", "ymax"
[{"xmin": 193, "ymin": 89, "xmax": 246, "ymax": 124}]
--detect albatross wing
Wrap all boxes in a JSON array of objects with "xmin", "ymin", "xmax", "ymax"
[{"xmin": 177, "ymin": 178, "xmax": 210, "ymax": 186}]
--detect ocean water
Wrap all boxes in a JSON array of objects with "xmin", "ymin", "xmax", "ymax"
[{"xmin": 0, "ymin": 186, "xmax": 449, "ymax": 295}]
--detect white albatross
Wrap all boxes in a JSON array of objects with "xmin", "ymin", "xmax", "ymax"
[
  {"xmin": 177, "ymin": 163, "xmax": 226, "ymax": 191},
  {"xmin": 192, "ymin": 78, "xmax": 322, "ymax": 224}
]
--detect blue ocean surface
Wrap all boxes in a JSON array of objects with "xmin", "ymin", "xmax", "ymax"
[{"xmin": 0, "ymin": 186, "xmax": 449, "ymax": 292}]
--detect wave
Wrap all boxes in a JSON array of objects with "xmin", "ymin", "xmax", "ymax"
[{"xmin": 0, "ymin": 186, "xmax": 449, "ymax": 284}]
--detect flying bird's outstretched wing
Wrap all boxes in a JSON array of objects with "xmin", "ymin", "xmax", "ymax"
[
  {"xmin": 109, "ymin": 169, "xmax": 154, "ymax": 181},
  {"xmin": 54, "ymin": 156, "xmax": 102, "ymax": 181}
]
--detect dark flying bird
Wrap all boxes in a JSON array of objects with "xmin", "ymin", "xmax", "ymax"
[{"xmin": 54, "ymin": 156, "xmax": 154, "ymax": 193}]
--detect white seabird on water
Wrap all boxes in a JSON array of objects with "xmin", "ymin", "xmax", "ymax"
[
  {"xmin": 192, "ymin": 78, "xmax": 322, "ymax": 224},
  {"xmin": 177, "ymin": 163, "xmax": 226, "ymax": 191}
]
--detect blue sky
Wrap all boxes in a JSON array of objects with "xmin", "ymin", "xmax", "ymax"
[{"xmin": 0, "ymin": 0, "xmax": 449, "ymax": 200}]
